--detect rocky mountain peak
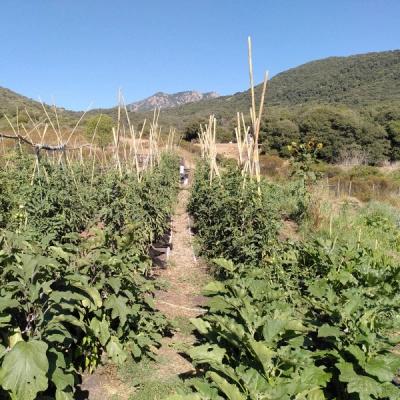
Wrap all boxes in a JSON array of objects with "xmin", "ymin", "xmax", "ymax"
[{"xmin": 126, "ymin": 90, "xmax": 219, "ymax": 112}]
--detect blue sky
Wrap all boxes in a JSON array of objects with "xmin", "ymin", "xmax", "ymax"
[{"xmin": 1, "ymin": 0, "xmax": 399, "ymax": 111}]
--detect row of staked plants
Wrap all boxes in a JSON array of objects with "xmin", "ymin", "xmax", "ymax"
[
  {"xmin": 0, "ymin": 147, "xmax": 180, "ymax": 399},
  {"xmin": 172, "ymin": 153, "xmax": 400, "ymax": 399}
]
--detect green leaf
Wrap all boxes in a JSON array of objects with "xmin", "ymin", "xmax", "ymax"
[
  {"xmin": 89, "ymin": 317, "xmax": 111, "ymax": 346},
  {"xmin": 0, "ymin": 298, "xmax": 20, "ymax": 312},
  {"xmin": 299, "ymin": 365, "xmax": 332, "ymax": 387},
  {"xmin": 337, "ymin": 362, "xmax": 382, "ymax": 400},
  {"xmin": 346, "ymin": 344, "xmax": 366, "ymax": 365},
  {"xmin": 207, "ymin": 371, "xmax": 246, "ymax": 400},
  {"xmin": 364, "ymin": 357, "xmax": 396, "ymax": 382},
  {"xmin": 144, "ymin": 296, "xmax": 155, "ymax": 310},
  {"xmin": 295, "ymin": 388, "xmax": 326, "ymax": 400},
  {"xmin": 19, "ymin": 254, "xmax": 37, "ymax": 281},
  {"xmin": 49, "ymin": 246, "xmax": 70, "ymax": 262},
  {"xmin": 2, "ymin": 340, "xmax": 49, "ymax": 400},
  {"xmin": 50, "ymin": 314, "xmax": 86, "ymax": 331},
  {"xmin": 342, "ymin": 294, "xmax": 362, "ymax": 316},
  {"xmin": 189, "ymin": 344, "xmax": 225, "ymax": 365},
  {"xmin": 106, "ymin": 336, "xmax": 127, "ymax": 364},
  {"xmin": 263, "ymin": 319, "xmax": 287, "ymax": 343},
  {"xmin": 239, "ymin": 367, "xmax": 269, "ymax": 393},
  {"xmin": 380, "ymin": 382, "xmax": 400, "ymax": 400},
  {"xmin": 50, "ymin": 367, "xmax": 74, "ymax": 391},
  {"xmin": 285, "ymin": 319, "xmax": 309, "ymax": 333},
  {"xmin": 248, "ymin": 280, "xmax": 267, "ymax": 299},
  {"xmin": 104, "ymin": 294, "xmax": 130, "ymax": 326},
  {"xmin": 203, "ymin": 281, "xmax": 227, "ymax": 296},
  {"xmin": 107, "ymin": 277, "xmax": 121, "ymax": 294},
  {"xmin": 248, "ymin": 339, "xmax": 275, "ymax": 372},
  {"xmin": 81, "ymin": 286, "xmax": 102, "ymax": 309},
  {"xmin": 167, "ymin": 395, "xmax": 202, "ymax": 400},
  {"xmin": 318, "ymin": 324, "xmax": 344, "ymax": 338},
  {"xmin": 189, "ymin": 318, "xmax": 212, "ymax": 335},
  {"xmin": 211, "ymin": 259, "xmax": 236, "ymax": 274},
  {"xmin": 55, "ymin": 388, "xmax": 74, "ymax": 400},
  {"xmin": 204, "ymin": 297, "xmax": 232, "ymax": 313}
]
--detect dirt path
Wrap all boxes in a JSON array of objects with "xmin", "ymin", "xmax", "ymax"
[{"xmin": 151, "ymin": 187, "xmax": 209, "ymax": 380}]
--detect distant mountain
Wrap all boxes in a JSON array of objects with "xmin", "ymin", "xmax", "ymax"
[
  {"xmin": 126, "ymin": 90, "xmax": 220, "ymax": 112},
  {"xmin": 144, "ymin": 50, "xmax": 400, "ymax": 128},
  {"xmin": 1, "ymin": 50, "xmax": 400, "ymax": 129}
]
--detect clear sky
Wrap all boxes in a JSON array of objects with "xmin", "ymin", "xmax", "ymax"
[{"xmin": 1, "ymin": 0, "xmax": 399, "ymax": 111}]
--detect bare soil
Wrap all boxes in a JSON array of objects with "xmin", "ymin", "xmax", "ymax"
[{"xmin": 152, "ymin": 188, "xmax": 209, "ymax": 379}]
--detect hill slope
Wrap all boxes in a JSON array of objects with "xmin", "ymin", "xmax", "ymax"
[
  {"xmin": 159, "ymin": 50, "xmax": 400, "ymax": 118},
  {"xmin": 1, "ymin": 50, "xmax": 399, "ymax": 130},
  {"xmin": 263, "ymin": 50, "xmax": 400, "ymax": 107}
]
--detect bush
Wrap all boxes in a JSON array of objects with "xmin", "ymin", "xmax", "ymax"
[
  {"xmin": 259, "ymin": 154, "xmax": 287, "ymax": 178},
  {"xmin": 349, "ymin": 165, "xmax": 383, "ymax": 179}
]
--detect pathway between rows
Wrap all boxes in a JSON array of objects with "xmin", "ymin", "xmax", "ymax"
[
  {"xmin": 152, "ymin": 187, "xmax": 209, "ymax": 380},
  {"xmin": 78, "ymin": 186, "xmax": 209, "ymax": 399}
]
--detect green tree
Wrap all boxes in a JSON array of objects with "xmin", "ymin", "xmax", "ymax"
[
  {"xmin": 387, "ymin": 120, "xmax": 400, "ymax": 160},
  {"xmin": 85, "ymin": 114, "xmax": 114, "ymax": 149},
  {"xmin": 298, "ymin": 105, "xmax": 389, "ymax": 164},
  {"xmin": 182, "ymin": 118, "xmax": 207, "ymax": 141},
  {"xmin": 261, "ymin": 119, "xmax": 301, "ymax": 157}
]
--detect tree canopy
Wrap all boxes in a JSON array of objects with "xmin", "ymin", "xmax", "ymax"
[{"xmin": 85, "ymin": 113, "xmax": 114, "ymax": 149}]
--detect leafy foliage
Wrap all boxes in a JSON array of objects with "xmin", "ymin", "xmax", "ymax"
[
  {"xmin": 0, "ymin": 150, "xmax": 180, "ymax": 399},
  {"xmin": 84, "ymin": 113, "xmax": 114, "ymax": 149},
  {"xmin": 175, "ymin": 164, "xmax": 400, "ymax": 399},
  {"xmin": 187, "ymin": 161, "xmax": 282, "ymax": 272}
]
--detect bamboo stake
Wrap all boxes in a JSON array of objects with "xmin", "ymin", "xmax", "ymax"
[{"xmin": 248, "ymin": 37, "xmax": 257, "ymax": 132}]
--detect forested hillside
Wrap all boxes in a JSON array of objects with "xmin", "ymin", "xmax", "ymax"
[
  {"xmin": 260, "ymin": 50, "xmax": 400, "ymax": 107},
  {"xmin": 1, "ymin": 50, "xmax": 400, "ymax": 164}
]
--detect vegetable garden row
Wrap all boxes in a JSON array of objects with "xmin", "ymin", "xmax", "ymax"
[
  {"xmin": 172, "ymin": 159, "xmax": 400, "ymax": 400},
  {"xmin": 0, "ymin": 148, "xmax": 180, "ymax": 399},
  {"xmin": 1, "ymin": 142, "xmax": 400, "ymax": 399}
]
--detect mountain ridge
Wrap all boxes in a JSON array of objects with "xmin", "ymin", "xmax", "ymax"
[
  {"xmin": 1, "ymin": 50, "xmax": 400, "ymax": 128},
  {"xmin": 126, "ymin": 90, "xmax": 220, "ymax": 112}
]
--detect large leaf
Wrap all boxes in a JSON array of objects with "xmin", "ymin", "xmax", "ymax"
[
  {"xmin": 107, "ymin": 277, "xmax": 121, "ymax": 294},
  {"xmin": 104, "ymin": 294, "xmax": 130, "ymax": 325},
  {"xmin": 380, "ymin": 382, "xmax": 400, "ymax": 400},
  {"xmin": 263, "ymin": 319, "xmax": 287, "ymax": 343},
  {"xmin": 207, "ymin": 371, "xmax": 246, "ymax": 400},
  {"xmin": 248, "ymin": 279, "xmax": 267, "ymax": 299},
  {"xmin": 49, "ymin": 246, "xmax": 70, "ymax": 262},
  {"xmin": 106, "ymin": 336, "xmax": 127, "ymax": 364},
  {"xmin": 80, "ymin": 286, "xmax": 102, "ymax": 309},
  {"xmin": 337, "ymin": 362, "xmax": 382, "ymax": 400},
  {"xmin": 50, "ymin": 367, "xmax": 75, "ymax": 391},
  {"xmin": 0, "ymin": 298, "xmax": 20, "ymax": 312},
  {"xmin": 202, "ymin": 281, "xmax": 227, "ymax": 296},
  {"xmin": 248, "ymin": 339, "xmax": 275, "ymax": 372},
  {"xmin": 189, "ymin": 318, "xmax": 212, "ymax": 335},
  {"xmin": 89, "ymin": 317, "xmax": 111, "ymax": 346},
  {"xmin": 346, "ymin": 344, "xmax": 366, "ymax": 365},
  {"xmin": 317, "ymin": 324, "xmax": 344, "ymax": 338},
  {"xmin": 364, "ymin": 357, "xmax": 397, "ymax": 383},
  {"xmin": 50, "ymin": 314, "xmax": 86, "ymax": 331},
  {"xmin": 204, "ymin": 297, "xmax": 232, "ymax": 313},
  {"xmin": 1, "ymin": 340, "xmax": 49, "ymax": 400},
  {"xmin": 238, "ymin": 367, "xmax": 269, "ymax": 393},
  {"xmin": 55, "ymin": 388, "xmax": 74, "ymax": 400},
  {"xmin": 189, "ymin": 344, "xmax": 226, "ymax": 365}
]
